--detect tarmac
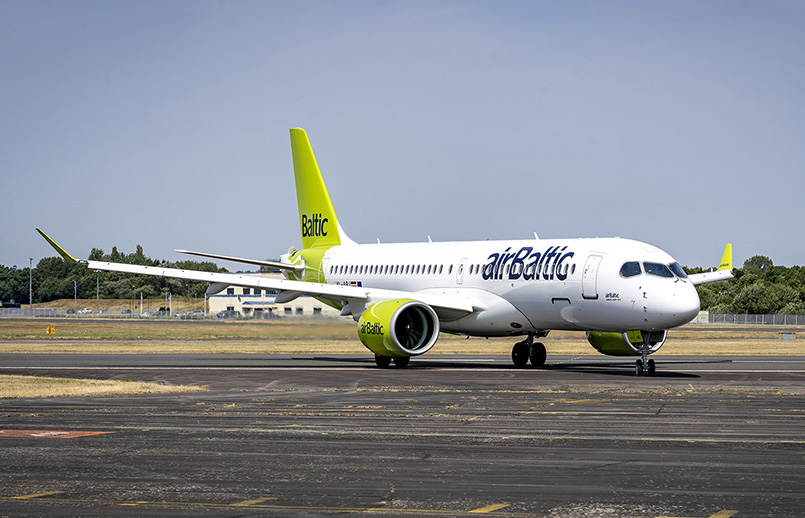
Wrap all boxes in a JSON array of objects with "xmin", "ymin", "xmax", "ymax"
[{"xmin": 1, "ymin": 353, "xmax": 804, "ymax": 517}]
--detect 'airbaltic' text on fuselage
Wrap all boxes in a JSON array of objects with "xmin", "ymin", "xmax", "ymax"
[{"xmin": 483, "ymin": 245, "xmax": 575, "ymax": 281}]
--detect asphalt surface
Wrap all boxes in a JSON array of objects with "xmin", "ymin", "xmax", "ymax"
[{"xmin": 1, "ymin": 353, "xmax": 804, "ymax": 517}]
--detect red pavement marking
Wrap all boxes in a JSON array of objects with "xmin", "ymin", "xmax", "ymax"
[{"xmin": 0, "ymin": 430, "xmax": 115, "ymax": 438}]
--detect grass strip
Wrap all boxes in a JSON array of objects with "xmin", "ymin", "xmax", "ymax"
[{"xmin": 0, "ymin": 374, "xmax": 207, "ymax": 399}]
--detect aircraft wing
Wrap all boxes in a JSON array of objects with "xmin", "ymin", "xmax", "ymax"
[
  {"xmin": 36, "ymin": 229, "xmax": 475, "ymax": 318},
  {"xmin": 688, "ymin": 244, "xmax": 734, "ymax": 286}
]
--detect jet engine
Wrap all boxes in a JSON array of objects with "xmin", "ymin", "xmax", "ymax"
[
  {"xmin": 358, "ymin": 299, "xmax": 440, "ymax": 358},
  {"xmin": 586, "ymin": 330, "xmax": 667, "ymax": 356}
]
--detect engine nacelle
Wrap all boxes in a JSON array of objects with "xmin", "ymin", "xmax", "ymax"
[
  {"xmin": 358, "ymin": 299, "xmax": 440, "ymax": 358},
  {"xmin": 586, "ymin": 330, "xmax": 668, "ymax": 356}
]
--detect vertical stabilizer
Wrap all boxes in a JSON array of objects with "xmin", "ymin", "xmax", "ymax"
[{"xmin": 290, "ymin": 128, "xmax": 350, "ymax": 249}]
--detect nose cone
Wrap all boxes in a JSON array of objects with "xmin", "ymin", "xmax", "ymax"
[
  {"xmin": 642, "ymin": 279, "xmax": 700, "ymax": 330},
  {"xmin": 665, "ymin": 282, "xmax": 701, "ymax": 327},
  {"xmin": 679, "ymin": 283, "xmax": 701, "ymax": 321}
]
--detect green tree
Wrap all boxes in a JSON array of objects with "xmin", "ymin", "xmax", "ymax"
[
  {"xmin": 743, "ymin": 255, "xmax": 773, "ymax": 273},
  {"xmin": 731, "ymin": 283, "xmax": 799, "ymax": 314}
]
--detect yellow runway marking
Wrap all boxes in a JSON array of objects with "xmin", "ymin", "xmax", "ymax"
[
  {"xmin": 11, "ymin": 491, "xmax": 63, "ymax": 500},
  {"xmin": 2, "ymin": 493, "xmax": 736, "ymax": 518},
  {"xmin": 233, "ymin": 497, "xmax": 277, "ymax": 506},
  {"xmin": 469, "ymin": 503, "xmax": 510, "ymax": 513},
  {"xmin": 657, "ymin": 510, "xmax": 738, "ymax": 518}
]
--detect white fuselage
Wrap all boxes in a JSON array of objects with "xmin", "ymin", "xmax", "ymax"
[{"xmin": 320, "ymin": 237, "xmax": 700, "ymax": 336}]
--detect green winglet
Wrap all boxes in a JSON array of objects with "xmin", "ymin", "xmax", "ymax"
[{"xmin": 36, "ymin": 228, "xmax": 80, "ymax": 263}]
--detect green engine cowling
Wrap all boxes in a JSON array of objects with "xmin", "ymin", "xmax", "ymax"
[
  {"xmin": 586, "ymin": 330, "xmax": 668, "ymax": 356},
  {"xmin": 358, "ymin": 299, "xmax": 440, "ymax": 358}
]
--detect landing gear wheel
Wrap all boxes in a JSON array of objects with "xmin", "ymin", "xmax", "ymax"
[
  {"xmin": 635, "ymin": 360, "xmax": 644, "ymax": 376},
  {"xmin": 375, "ymin": 354, "xmax": 391, "ymax": 368},
  {"xmin": 512, "ymin": 341, "xmax": 529, "ymax": 368},
  {"xmin": 647, "ymin": 359, "xmax": 656, "ymax": 376},
  {"xmin": 529, "ymin": 342, "xmax": 547, "ymax": 368},
  {"xmin": 392, "ymin": 356, "xmax": 410, "ymax": 368}
]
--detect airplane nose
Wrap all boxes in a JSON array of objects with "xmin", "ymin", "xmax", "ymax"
[
  {"xmin": 672, "ymin": 282, "xmax": 701, "ymax": 324},
  {"xmin": 645, "ymin": 281, "xmax": 700, "ymax": 329}
]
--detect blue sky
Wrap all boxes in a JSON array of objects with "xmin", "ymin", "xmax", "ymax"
[{"xmin": 2, "ymin": 1, "xmax": 803, "ymax": 269}]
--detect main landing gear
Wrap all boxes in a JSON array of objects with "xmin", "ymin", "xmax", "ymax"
[
  {"xmin": 374, "ymin": 354, "xmax": 410, "ymax": 368},
  {"xmin": 511, "ymin": 334, "xmax": 546, "ymax": 368}
]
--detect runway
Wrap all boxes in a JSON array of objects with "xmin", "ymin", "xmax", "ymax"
[{"xmin": 1, "ymin": 354, "xmax": 804, "ymax": 517}]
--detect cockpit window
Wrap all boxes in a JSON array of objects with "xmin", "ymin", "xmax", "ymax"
[
  {"xmin": 619, "ymin": 261, "xmax": 642, "ymax": 278},
  {"xmin": 644, "ymin": 262, "xmax": 674, "ymax": 278},
  {"xmin": 669, "ymin": 262, "xmax": 688, "ymax": 279}
]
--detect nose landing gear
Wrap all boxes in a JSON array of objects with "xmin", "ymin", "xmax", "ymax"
[
  {"xmin": 511, "ymin": 334, "xmax": 546, "ymax": 368},
  {"xmin": 635, "ymin": 337, "xmax": 656, "ymax": 376}
]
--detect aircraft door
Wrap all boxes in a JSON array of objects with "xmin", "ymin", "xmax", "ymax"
[
  {"xmin": 456, "ymin": 258, "xmax": 468, "ymax": 285},
  {"xmin": 582, "ymin": 255, "xmax": 602, "ymax": 300}
]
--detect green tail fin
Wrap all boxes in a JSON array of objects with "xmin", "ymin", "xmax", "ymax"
[{"xmin": 290, "ymin": 128, "xmax": 345, "ymax": 250}]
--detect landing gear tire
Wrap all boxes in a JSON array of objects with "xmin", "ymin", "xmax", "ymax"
[
  {"xmin": 529, "ymin": 342, "xmax": 547, "ymax": 368},
  {"xmin": 375, "ymin": 354, "xmax": 392, "ymax": 368},
  {"xmin": 512, "ymin": 341, "xmax": 529, "ymax": 368},
  {"xmin": 635, "ymin": 358, "xmax": 656, "ymax": 376},
  {"xmin": 393, "ymin": 356, "xmax": 410, "ymax": 368}
]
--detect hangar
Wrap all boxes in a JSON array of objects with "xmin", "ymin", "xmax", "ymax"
[{"xmin": 205, "ymin": 273, "xmax": 341, "ymax": 318}]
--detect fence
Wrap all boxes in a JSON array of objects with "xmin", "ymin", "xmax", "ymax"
[
  {"xmin": 708, "ymin": 313, "xmax": 805, "ymax": 326},
  {"xmin": 0, "ymin": 307, "xmax": 330, "ymax": 320},
  {"xmin": 0, "ymin": 307, "xmax": 209, "ymax": 319}
]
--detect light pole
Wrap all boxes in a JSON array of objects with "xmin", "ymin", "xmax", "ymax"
[
  {"xmin": 29, "ymin": 258, "xmax": 33, "ymax": 311},
  {"xmin": 74, "ymin": 280, "xmax": 77, "ymax": 314}
]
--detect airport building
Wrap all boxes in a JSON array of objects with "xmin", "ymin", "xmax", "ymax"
[{"xmin": 205, "ymin": 273, "xmax": 342, "ymax": 318}]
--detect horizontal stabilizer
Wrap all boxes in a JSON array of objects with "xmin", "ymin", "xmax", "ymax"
[{"xmin": 175, "ymin": 249, "xmax": 304, "ymax": 271}]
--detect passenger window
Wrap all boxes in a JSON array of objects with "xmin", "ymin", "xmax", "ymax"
[
  {"xmin": 644, "ymin": 262, "xmax": 674, "ymax": 278},
  {"xmin": 619, "ymin": 262, "xmax": 642, "ymax": 278}
]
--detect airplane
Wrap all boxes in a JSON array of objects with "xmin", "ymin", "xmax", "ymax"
[{"xmin": 38, "ymin": 128, "xmax": 733, "ymax": 376}]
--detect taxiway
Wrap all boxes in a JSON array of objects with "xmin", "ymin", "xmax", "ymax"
[{"xmin": 1, "ymin": 354, "xmax": 803, "ymax": 517}]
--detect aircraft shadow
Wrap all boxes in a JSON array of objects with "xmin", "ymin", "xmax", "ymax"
[{"xmin": 307, "ymin": 356, "xmax": 701, "ymax": 378}]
